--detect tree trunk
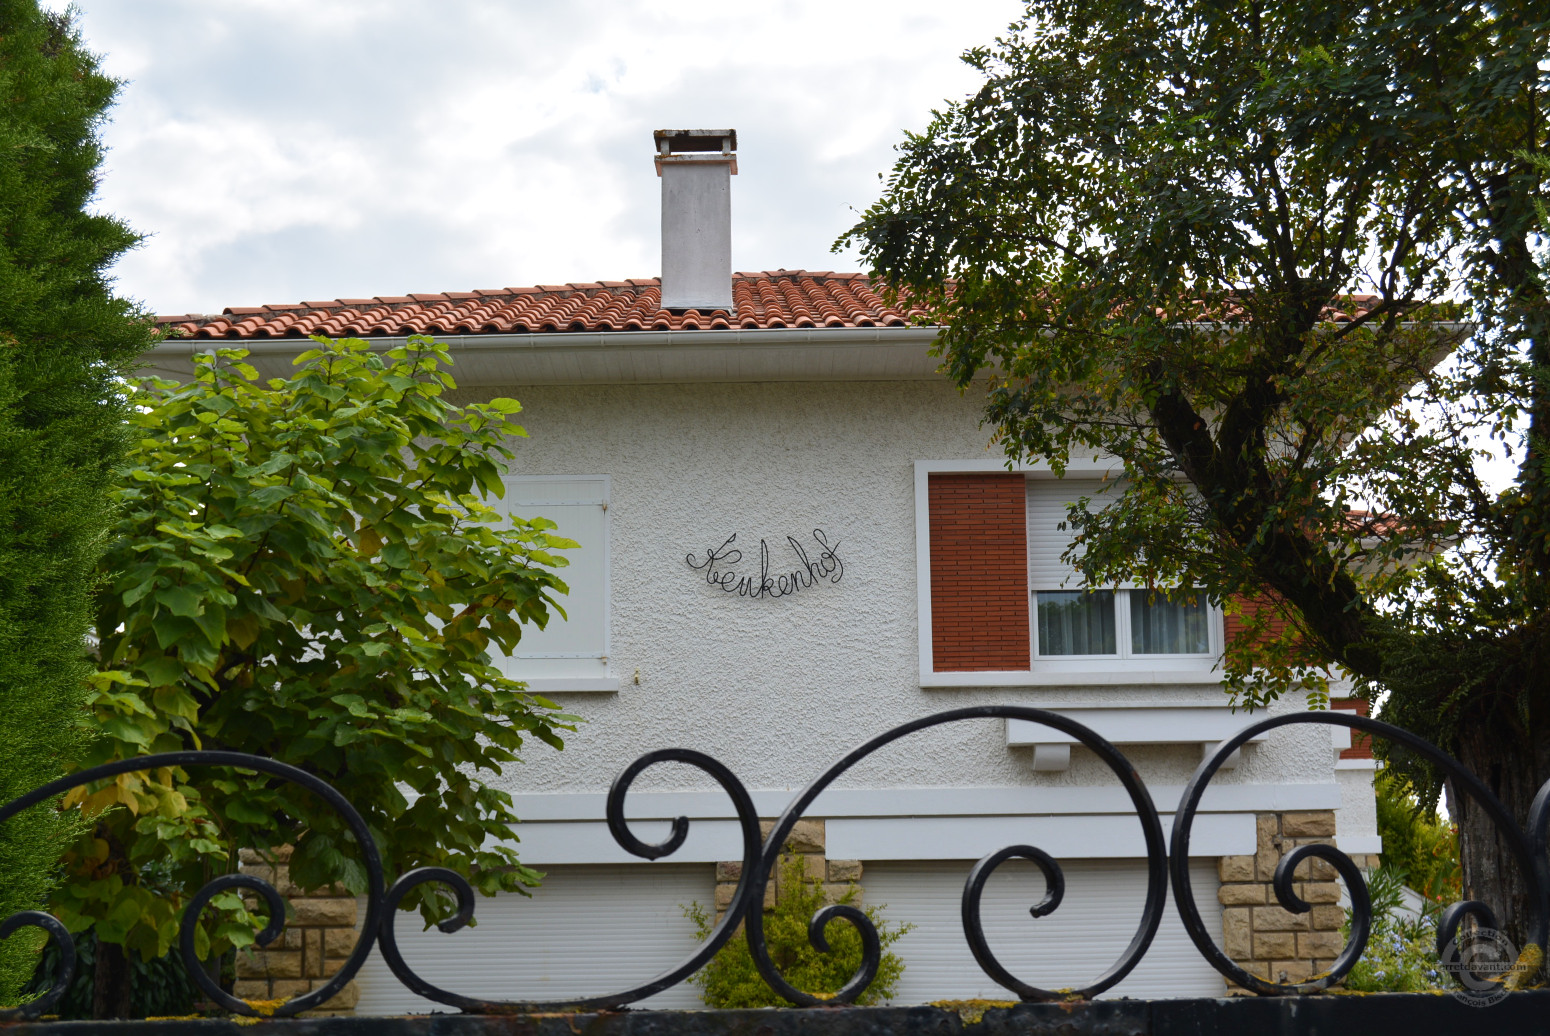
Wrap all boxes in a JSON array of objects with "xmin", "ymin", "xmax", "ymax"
[
  {"xmin": 1450, "ymin": 697, "xmax": 1550, "ymax": 955},
  {"xmin": 91, "ymin": 940, "xmax": 132, "ymax": 1020}
]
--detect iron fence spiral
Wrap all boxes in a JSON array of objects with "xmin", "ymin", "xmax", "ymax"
[
  {"xmin": 1169, "ymin": 711, "xmax": 1547, "ymax": 995},
  {"xmin": 0, "ymin": 751, "xmax": 384, "ymax": 1020},
  {"xmin": 742, "ymin": 705, "xmax": 1168, "ymax": 1005},
  {"xmin": 0, "ymin": 707, "xmax": 1546, "ymax": 1015},
  {"xmin": 374, "ymin": 747, "xmax": 764, "ymax": 1012}
]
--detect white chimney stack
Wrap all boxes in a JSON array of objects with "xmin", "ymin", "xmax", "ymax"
[{"xmin": 655, "ymin": 129, "xmax": 737, "ymax": 313}]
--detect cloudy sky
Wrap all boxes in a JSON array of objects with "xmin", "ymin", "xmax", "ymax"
[{"xmin": 60, "ymin": 1, "xmax": 1024, "ymax": 316}]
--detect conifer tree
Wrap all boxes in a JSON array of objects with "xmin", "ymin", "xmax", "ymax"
[{"xmin": 0, "ymin": 0, "xmax": 155, "ymax": 1002}]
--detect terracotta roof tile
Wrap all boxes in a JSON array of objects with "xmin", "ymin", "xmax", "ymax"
[
  {"xmin": 154, "ymin": 273, "xmax": 1385, "ymax": 342},
  {"xmin": 155, "ymin": 271, "xmax": 928, "ymax": 340}
]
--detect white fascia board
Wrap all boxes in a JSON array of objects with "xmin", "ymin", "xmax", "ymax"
[
  {"xmin": 1004, "ymin": 709, "xmax": 1271, "ymax": 748},
  {"xmin": 1334, "ymin": 758, "xmax": 1379, "ymax": 771},
  {"xmin": 144, "ymin": 326, "xmax": 946, "ymax": 387},
  {"xmin": 506, "ymin": 781, "xmax": 1342, "ymax": 823}
]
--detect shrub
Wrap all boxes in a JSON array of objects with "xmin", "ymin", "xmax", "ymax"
[
  {"xmin": 686, "ymin": 853, "xmax": 912, "ymax": 1008},
  {"xmin": 1341, "ymin": 865, "xmax": 1447, "ymax": 993},
  {"xmin": 1373, "ymin": 770, "xmax": 1461, "ymax": 911}
]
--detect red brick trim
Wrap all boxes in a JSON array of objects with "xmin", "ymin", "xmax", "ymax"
[
  {"xmin": 1330, "ymin": 698, "xmax": 1373, "ymax": 759},
  {"xmin": 928, "ymin": 474, "xmax": 1030, "ymax": 671}
]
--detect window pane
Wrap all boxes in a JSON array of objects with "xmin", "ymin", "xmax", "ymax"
[
  {"xmin": 1129, "ymin": 589, "xmax": 1209, "ymax": 654},
  {"xmin": 1036, "ymin": 590, "xmax": 1116, "ymax": 655}
]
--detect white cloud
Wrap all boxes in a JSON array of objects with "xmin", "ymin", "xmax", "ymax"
[{"xmin": 61, "ymin": 0, "xmax": 1022, "ymax": 314}]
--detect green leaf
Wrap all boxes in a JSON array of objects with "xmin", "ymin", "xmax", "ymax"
[{"xmin": 155, "ymin": 586, "xmax": 203, "ymax": 619}]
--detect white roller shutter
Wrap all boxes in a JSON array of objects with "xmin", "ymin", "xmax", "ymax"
[
  {"xmin": 863, "ymin": 858, "xmax": 1224, "ymax": 1002},
  {"xmin": 1027, "ymin": 478, "xmax": 1107, "ymax": 592},
  {"xmin": 355, "ymin": 864, "xmax": 714, "ymax": 1014}
]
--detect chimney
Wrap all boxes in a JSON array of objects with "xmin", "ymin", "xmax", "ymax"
[{"xmin": 655, "ymin": 129, "xmax": 737, "ymax": 313}]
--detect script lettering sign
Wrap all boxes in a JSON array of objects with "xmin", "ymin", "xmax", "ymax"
[{"xmin": 686, "ymin": 529, "xmax": 844, "ymax": 600}]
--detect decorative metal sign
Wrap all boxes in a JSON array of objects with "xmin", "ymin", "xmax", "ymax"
[{"xmin": 685, "ymin": 529, "xmax": 843, "ymax": 599}]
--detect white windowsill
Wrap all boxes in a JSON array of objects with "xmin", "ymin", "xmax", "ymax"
[
  {"xmin": 519, "ymin": 677, "xmax": 621, "ymax": 693},
  {"xmin": 922, "ymin": 668, "xmax": 1225, "ymax": 688}
]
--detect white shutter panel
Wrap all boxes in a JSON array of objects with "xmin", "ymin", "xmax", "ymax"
[
  {"xmin": 355, "ymin": 864, "xmax": 713, "ymax": 1014},
  {"xmin": 494, "ymin": 476, "xmax": 609, "ymax": 682},
  {"xmin": 864, "ymin": 859, "xmax": 1224, "ymax": 1001}
]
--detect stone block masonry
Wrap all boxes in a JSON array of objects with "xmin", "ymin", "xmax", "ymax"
[
  {"xmin": 1215, "ymin": 810, "xmax": 1378, "ymax": 989},
  {"xmin": 232, "ymin": 847, "xmax": 361, "ymax": 1015},
  {"xmin": 713, "ymin": 820, "xmax": 864, "ymax": 925}
]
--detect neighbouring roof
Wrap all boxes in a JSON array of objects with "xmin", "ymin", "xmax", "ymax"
[{"xmin": 155, "ymin": 271, "xmax": 928, "ymax": 340}]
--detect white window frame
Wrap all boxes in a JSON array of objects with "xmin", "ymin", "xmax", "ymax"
[
  {"xmin": 498, "ymin": 474, "xmax": 618, "ymax": 694},
  {"xmin": 914, "ymin": 458, "xmax": 1224, "ymax": 688},
  {"xmin": 1032, "ymin": 588, "xmax": 1222, "ymax": 664}
]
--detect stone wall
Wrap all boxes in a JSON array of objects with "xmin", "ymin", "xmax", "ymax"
[
  {"xmin": 1216, "ymin": 810, "xmax": 1380, "ymax": 988},
  {"xmin": 233, "ymin": 847, "xmax": 362, "ymax": 1015},
  {"xmin": 713, "ymin": 820, "xmax": 864, "ymax": 924}
]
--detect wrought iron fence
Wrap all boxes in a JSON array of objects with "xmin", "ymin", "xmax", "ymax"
[{"xmin": 0, "ymin": 705, "xmax": 1539, "ymax": 1019}]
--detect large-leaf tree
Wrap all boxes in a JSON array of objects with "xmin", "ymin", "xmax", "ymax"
[
  {"xmin": 0, "ymin": 0, "xmax": 157, "ymax": 1006},
  {"xmin": 72, "ymin": 335, "xmax": 577, "ymax": 1015},
  {"xmin": 845, "ymin": 1, "xmax": 1549, "ymax": 950}
]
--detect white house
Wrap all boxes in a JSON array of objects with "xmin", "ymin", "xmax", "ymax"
[{"xmin": 152, "ymin": 130, "xmax": 1379, "ymax": 1012}]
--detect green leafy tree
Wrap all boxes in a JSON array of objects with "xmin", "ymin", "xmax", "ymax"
[
  {"xmin": 0, "ymin": 0, "xmax": 156, "ymax": 1006},
  {"xmin": 844, "ymin": 1, "xmax": 1549, "ymax": 947},
  {"xmin": 686, "ymin": 852, "xmax": 911, "ymax": 1008},
  {"xmin": 1374, "ymin": 771, "xmax": 1461, "ymax": 911},
  {"xmin": 68, "ymin": 335, "xmax": 577, "ymax": 1014}
]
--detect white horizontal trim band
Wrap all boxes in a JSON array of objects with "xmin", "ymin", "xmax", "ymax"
[
  {"xmin": 505, "ymin": 813, "xmax": 1255, "ymax": 864},
  {"xmin": 1335, "ymin": 835, "xmax": 1383, "ymax": 854},
  {"xmin": 505, "ymin": 782, "xmax": 1343, "ymax": 823}
]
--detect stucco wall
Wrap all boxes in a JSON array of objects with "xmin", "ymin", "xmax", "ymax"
[{"xmin": 456, "ymin": 378, "xmax": 1335, "ymax": 802}]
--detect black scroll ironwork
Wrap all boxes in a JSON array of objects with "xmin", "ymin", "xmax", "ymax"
[
  {"xmin": 374, "ymin": 747, "xmax": 764, "ymax": 1012},
  {"xmin": 0, "ymin": 751, "xmax": 384, "ymax": 1020},
  {"xmin": 1170, "ymin": 711, "xmax": 1548, "ymax": 996},
  {"xmin": 3, "ymin": 707, "xmax": 1550, "ymax": 1014},
  {"xmin": 743, "ymin": 706, "xmax": 1169, "ymax": 1004}
]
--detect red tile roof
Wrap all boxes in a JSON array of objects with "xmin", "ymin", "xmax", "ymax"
[
  {"xmin": 155, "ymin": 271, "xmax": 930, "ymax": 340},
  {"xmin": 154, "ymin": 272, "xmax": 1387, "ymax": 342}
]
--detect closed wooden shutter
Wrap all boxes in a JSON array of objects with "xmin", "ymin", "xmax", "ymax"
[
  {"xmin": 493, "ymin": 476, "xmax": 610, "ymax": 684},
  {"xmin": 928, "ymin": 474, "xmax": 1029, "ymax": 671}
]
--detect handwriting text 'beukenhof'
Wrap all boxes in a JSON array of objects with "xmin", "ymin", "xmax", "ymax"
[{"xmin": 686, "ymin": 530, "xmax": 844, "ymax": 600}]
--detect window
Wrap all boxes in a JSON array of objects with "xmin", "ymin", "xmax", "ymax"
[
  {"xmin": 1026, "ymin": 476, "xmax": 1214, "ymax": 662},
  {"xmin": 1034, "ymin": 589, "xmax": 1210, "ymax": 658},
  {"xmin": 489, "ymin": 475, "xmax": 616, "ymax": 693},
  {"xmin": 916, "ymin": 461, "xmax": 1222, "ymax": 686}
]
